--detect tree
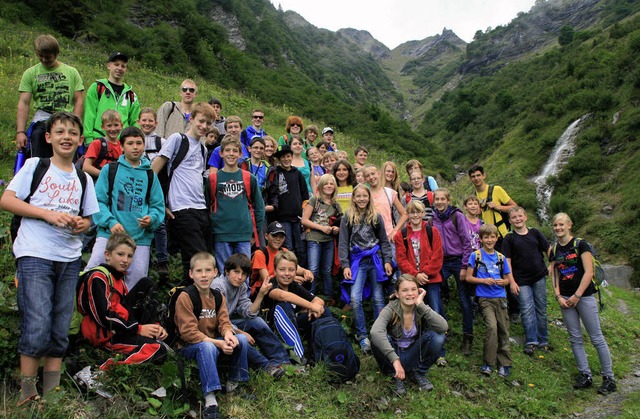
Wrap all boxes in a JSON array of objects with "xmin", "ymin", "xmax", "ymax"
[{"xmin": 559, "ymin": 26, "xmax": 574, "ymax": 46}]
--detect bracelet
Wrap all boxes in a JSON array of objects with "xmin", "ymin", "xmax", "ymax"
[
  {"xmin": 574, "ymin": 294, "xmax": 582, "ymax": 299},
  {"xmin": 555, "ymin": 295, "xmax": 561, "ymax": 301},
  {"xmin": 16, "ymin": 130, "xmax": 26, "ymax": 135}
]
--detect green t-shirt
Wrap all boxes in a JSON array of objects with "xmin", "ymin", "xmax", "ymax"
[
  {"xmin": 19, "ymin": 62, "xmax": 84, "ymax": 113},
  {"xmin": 306, "ymin": 196, "xmax": 339, "ymax": 243}
]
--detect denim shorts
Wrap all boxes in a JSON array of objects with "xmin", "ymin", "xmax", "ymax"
[{"xmin": 17, "ymin": 256, "xmax": 82, "ymax": 358}]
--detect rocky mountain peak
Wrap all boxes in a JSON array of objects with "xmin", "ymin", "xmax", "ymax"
[{"xmin": 337, "ymin": 28, "xmax": 392, "ymax": 59}]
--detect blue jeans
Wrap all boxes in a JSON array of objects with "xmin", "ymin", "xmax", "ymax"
[
  {"xmin": 307, "ymin": 240, "xmax": 334, "ymax": 296},
  {"xmin": 233, "ymin": 317, "xmax": 290, "ymax": 368},
  {"xmin": 179, "ymin": 334, "xmax": 250, "ymax": 394},
  {"xmin": 441, "ymin": 257, "xmax": 473, "ymax": 335},
  {"xmin": 560, "ymin": 295, "xmax": 614, "ymax": 378},
  {"xmin": 213, "ymin": 241, "xmax": 251, "ymax": 274},
  {"xmin": 517, "ymin": 277, "xmax": 549, "ymax": 346},
  {"xmin": 424, "ymin": 282, "xmax": 447, "ymax": 358},
  {"xmin": 154, "ymin": 220, "xmax": 168, "ymax": 263},
  {"xmin": 351, "ymin": 258, "xmax": 385, "ymax": 341},
  {"xmin": 372, "ymin": 331, "xmax": 445, "ymax": 375},
  {"xmin": 281, "ymin": 220, "xmax": 306, "ymax": 267},
  {"xmin": 17, "ymin": 256, "xmax": 82, "ymax": 358}
]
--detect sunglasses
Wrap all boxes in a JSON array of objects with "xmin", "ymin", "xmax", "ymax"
[
  {"xmin": 252, "ymin": 115, "xmax": 264, "ymax": 119},
  {"xmin": 290, "ymin": 123, "xmax": 301, "ymax": 127},
  {"xmin": 181, "ymin": 87, "xmax": 196, "ymax": 93}
]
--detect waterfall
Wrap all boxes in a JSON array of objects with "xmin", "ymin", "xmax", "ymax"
[{"xmin": 533, "ymin": 114, "xmax": 590, "ymax": 222}]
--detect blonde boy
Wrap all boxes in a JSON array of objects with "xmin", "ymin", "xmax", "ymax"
[{"xmin": 82, "ymin": 110, "xmax": 123, "ymax": 179}]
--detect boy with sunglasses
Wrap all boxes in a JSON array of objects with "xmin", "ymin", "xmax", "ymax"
[
  {"xmin": 156, "ymin": 79, "xmax": 198, "ymax": 138},
  {"xmin": 240, "ymin": 109, "xmax": 267, "ymax": 151}
]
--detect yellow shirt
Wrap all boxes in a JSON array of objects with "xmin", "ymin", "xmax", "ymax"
[{"xmin": 476, "ymin": 185, "xmax": 512, "ymax": 238}]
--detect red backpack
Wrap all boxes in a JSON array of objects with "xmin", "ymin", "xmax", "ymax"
[{"xmin": 208, "ymin": 170, "xmax": 260, "ymax": 244}]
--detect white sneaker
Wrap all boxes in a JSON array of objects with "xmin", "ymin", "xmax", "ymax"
[
  {"xmin": 359, "ymin": 338, "xmax": 372, "ymax": 352},
  {"xmin": 73, "ymin": 366, "xmax": 113, "ymax": 398}
]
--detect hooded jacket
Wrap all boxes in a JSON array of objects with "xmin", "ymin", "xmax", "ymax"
[
  {"xmin": 432, "ymin": 206, "xmax": 472, "ymax": 268},
  {"xmin": 83, "ymin": 79, "xmax": 140, "ymax": 143}
]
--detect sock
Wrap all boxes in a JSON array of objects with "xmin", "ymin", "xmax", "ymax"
[
  {"xmin": 43, "ymin": 371, "xmax": 61, "ymax": 394},
  {"xmin": 226, "ymin": 380, "xmax": 239, "ymax": 393},
  {"xmin": 204, "ymin": 392, "xmax": 218, "ymax": 407},
  {"xmin": 18, "ymin": 375, "xmax": 38, "ymax": 406}
]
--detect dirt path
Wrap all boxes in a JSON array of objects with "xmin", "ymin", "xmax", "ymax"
[{"xmin": 577, "ymin": 296, "xmax": 640, "ymax": 417}]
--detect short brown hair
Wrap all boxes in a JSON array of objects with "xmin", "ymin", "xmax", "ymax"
[
  {"xmin": 220, "ymin": 135, "xmax": 242, "ymax": 152},
  {"xmin": 225, "ymin": 115, "xmax": 243, "ymax": 129},
  {"xmin": 139, "ymin": 107, "xmax": 157, "ymax": 120},
  {"xmin": 479, "ymin": 224, "xmax": 499, "ymax": 238},
  {"xmin": 106, "ymin": 232, "xmax": 136, "ymax": 253},
  {"xmin": 191, "ymin": 102, "xmax": 216, "ymax": 121},
  {"xmin": 34, "ymin": 34, "xmax": 60, "ymax": 56}
]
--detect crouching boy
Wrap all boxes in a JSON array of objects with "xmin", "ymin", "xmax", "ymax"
[
  {"xmin": 212, "ymin": 253, "xmax": 290, "ymax": 378},
  {"xmin": 176, "ymin": 252, "xmax": 249, "ymax": 419},
  {"xmin": 466, "ymin": 224, "xmax": 514, "ymax": 378}
]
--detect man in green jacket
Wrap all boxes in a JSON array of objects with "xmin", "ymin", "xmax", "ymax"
[{"xmin": 83, "ymin": 52, "xmax": 140, "ymax": 145}]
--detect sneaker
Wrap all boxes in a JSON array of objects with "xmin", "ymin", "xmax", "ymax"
[
  {"xmin": 497, "ymin": 366, "xmax": 511, "ymax": 378},
  {"xmin": 226, "ymin": 380, "xmax": 239, "ymax": 394},
  {"xmin": 597, "ymin": 376, "xmax": 617, "ymax": 395},
  {"xmin": 523, "ymin": 344, "xmax": 536, "ymax": 356},
  {"xmin": 436, "ymin": 357, "xmax": 447, "ymax": 367},
  {"xmin": 537, "ymin": 343, "xmax": 553, "ymax": 352},
  {"xmin": 480, "ymin": 365, "xmax": 493, "ymax": 376},
  {"xmin": 265, "ymin": 364, "xmax": 285, "ymax": 380},
  {"xmin": 203, "ymin": 404, "xmax": 221, "ymax": 419},
  {"xmin": 573, "ymin": 373, "xmax": 593, "ymax": 389},
  {"xmin": 157, "ymin": 261, "xmax": 169, "ymax": 276},
  {"xmin": 393, "ymin": 378, "xmax": 406, "ymax": 396},
  {"xmin": 510, "ymin": 313, "xmax": 521, "ymax": 324},
  {"xmin": 413, "ymin": 373, "xmax": 434, "ymax": 391},
  {"xmin": 73, "ymin": 366, "xmax": 113, "ymax": 398},
  {"xmin": 359, "ymin": 338, "xmax": 371, "ymax": 353}
]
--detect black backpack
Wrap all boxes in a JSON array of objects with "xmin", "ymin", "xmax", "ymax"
[
  {"xmin": 311, "ymin": 316, "xmax": 360, "ymax": 383},
  {"xmin": 484, "ymin": 185, "xmax": 511, "ymax": 234},
  {"xmin": 160, "ymin": 133, "xmax": 206, "ymax": 202},
  {"xmin": 10, "ymin": 158, "xmax": 87, "ymax": 243},
  {"xmin": 163, "ymin": 284, "xmax": 222, "ymax": 347}
]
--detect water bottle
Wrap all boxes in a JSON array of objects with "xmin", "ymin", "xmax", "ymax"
[{"xmin": 14, "ymin": 148, "xmax": 27, "ymax": 174}]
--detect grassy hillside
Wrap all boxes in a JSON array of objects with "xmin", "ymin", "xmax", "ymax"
[{"xmin": 419, "ymin": 7, "xmax": 640, "ymax": 276}]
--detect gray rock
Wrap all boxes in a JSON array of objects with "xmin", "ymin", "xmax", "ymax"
[{"xmin": 603, "ymin": 265, "xmax": 634, "ymax": 289}]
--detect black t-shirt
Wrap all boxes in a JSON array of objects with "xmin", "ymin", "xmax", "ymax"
[
  {"xmin": 109, "ymin": 81, "xmax": 125, "ymax": 98},
  {"xmin": 551, "ymin": 239, "xmax": 595, "ymax": 297},
  {"xmin": 502, "ymin": 228, "xmax": 549, "ymax": 286},
  {"xmin": 262, "ymin": 278, "xmax": 315, "ymax": 325}
]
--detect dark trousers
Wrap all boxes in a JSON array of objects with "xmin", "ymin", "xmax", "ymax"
[{"xmin": 170, "ymin": 208, "xmax": 211, "ymax": 279}]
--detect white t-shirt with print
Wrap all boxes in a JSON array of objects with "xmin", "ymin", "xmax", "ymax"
[{"xmin": 160, "ymin": 133, "xmax": 206, "ymax": 212}]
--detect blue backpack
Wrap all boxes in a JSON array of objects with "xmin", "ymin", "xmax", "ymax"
[{"xmin": 311, "ymin": 316, "xmax": 360, "ymax": 383}]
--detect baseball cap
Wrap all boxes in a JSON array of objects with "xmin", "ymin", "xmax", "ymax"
[
  {"xmin": 322, "ymin": 127, "xmax": 334, "ymax": 135},
  {"xmin": 108, "ymin": 52, "xmax": 128, "ymax": 62},
  {"xmin": 273, "ymin": 144, "xmax": 293, "ymax": 158},
  {"xmin": 267, "ymin": 221, "xmax": 286, "ymax": 235}
]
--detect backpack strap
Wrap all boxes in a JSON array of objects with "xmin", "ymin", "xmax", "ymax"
[
  {"xmin": 473, "ymin": 249, "xmax": 482, "ymax": 277},
  {"xmin": 96, "ymin": 81, "xmax": 108, "ymax": 100},
  {"xmin": 401, "ymin": 224, "xmax": 433, "ymax": 252},
  {"xmin": 27, "ymin": 158, "xmax": 51, "ymax": 204},
  {"xmin": 496, "ymin": 252, "xmax": 505, "ymax": 277},
  {"xmin": 241, "ymin": 170, "xmax": 261, "ymax": 244},
  {"xmin": 107, "ymin": 162, "xmax": 119, "ymax": 211},
  {"xmin": 383, "ymin": 187, "xmax": 397, "ymax": 228},
  {"xmin": 208, "ymin": 170, "xmax": 218, "ymax": 213},
  {"xmin": 79, "ymin": 265, "xmax": 116, "ymax": 302}
]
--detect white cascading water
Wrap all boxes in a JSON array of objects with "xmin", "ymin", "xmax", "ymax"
[{"xmin": 533, "ymin": 114, "xmax": 590, "ymax": 222}]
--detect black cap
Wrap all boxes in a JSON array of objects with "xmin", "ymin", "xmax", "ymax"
[
  {"xmin": 267, "ymin": 221, "xmax": 286, "ymax": 235},
  {"xmin": 273, "ymin": 144, "xmax": 293, "ymax": 158},
  {"xmin": 108, "ymin": 52, "xmax": 128, "ymax": 62}
]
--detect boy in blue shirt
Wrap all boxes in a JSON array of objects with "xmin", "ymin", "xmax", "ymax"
[
  {"xmin": 86, "ymin": 126, "xmax": 165, "ymax": 289},
  {"xmin": 466, "ymin": 224, "xmax": 514, "ymax": 378}
]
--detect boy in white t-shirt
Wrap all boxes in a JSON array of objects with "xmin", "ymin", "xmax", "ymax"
[{"xmin": 0, "ymin": 112, "xmax": 99, "ymax": 405}]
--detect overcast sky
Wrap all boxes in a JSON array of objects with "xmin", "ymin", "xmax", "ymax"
[{"xmin": 270, "ymin": 0, "xmax": 539, "ymax": 48}]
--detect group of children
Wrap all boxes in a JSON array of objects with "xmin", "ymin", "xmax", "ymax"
[{"xmin": 5, "ymin": 38, "xmax": 616, "ymax": 415}]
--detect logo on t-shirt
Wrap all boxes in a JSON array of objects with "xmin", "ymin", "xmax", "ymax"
[{"xmin": 220, "ymin": 179, "xmax": 246, "ymax": 199}]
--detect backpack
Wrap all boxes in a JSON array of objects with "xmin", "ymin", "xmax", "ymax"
[
  {"xmin": 311, "ymin": 316, "xmax": 360, "ymax": 383},
  {"xmin": 74, "ymin": 138, "xmax": 112, "ymax": 176},
  {"xmin": 10, "ymin": 158, "xmax": 87, "ymax": 243},
  {"xmin": 162, "ymin": 133, "xmax": 206, "ymax": 201},
  {"xmin": 472, "ymin": 249, "xmax": 505, "ymax": 278},
  {"xmin": 404, "ymin": 191, "xmax": 434, "ymax": 206},
  {"xmin": 96, "ymin": 81, "xmax": 136, "ymax": 104},
  {"xmin": 163, "ymin": 284, "xmax": 223, "ymax": 347},
  {"xmin": 76, "ymin": 265, "xmax": 120, "ymax": 345},
  {"xmin": 208, "ymin": 169, "xmax": 260, "ymax": 244},
  {"xmin": 145, "ymin": 135, "xmax": 163, "ymax": 156},
  {"xmin": 401, "ymin": 224, "xmax": 433, "ymax": 250},
  {"xmin": 551, "ymin": 238, "xmax": 606, "ymax": 310},
  {"xmin": 106, "ymin": 162, "xmax": 155, "ymax": 210},
  {"xmin": 483, "ymin": 185, "xmax": 511, "ymax": 233}
]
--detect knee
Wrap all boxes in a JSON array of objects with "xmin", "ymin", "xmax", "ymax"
[
  {"xmin": 235, "ymin": 333, "xmax": 249, "ymax": 348},
  {"xmin": 200, "ymin": 340, "xmax": 220, "ymax": 356}
]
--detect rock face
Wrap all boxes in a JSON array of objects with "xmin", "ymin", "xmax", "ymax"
[
  {"xmin": 337, "ymin": 28, "xmax": 392, "ymax": 59},
  {"xmin": 603, "ymin": 264, "xmax": 635, "ymax": 289},
  {"xmin": 394, "ymin": 28, "xmax": 466, "ymax": 60}
]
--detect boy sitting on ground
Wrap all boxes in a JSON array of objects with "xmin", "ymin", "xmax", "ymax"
[{"xmin": 212, "ymin": 253, "xmax": 290, "ymax": 378}]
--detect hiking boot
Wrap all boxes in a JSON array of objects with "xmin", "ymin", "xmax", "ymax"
[
  {"xmin": 413, "ymin": 373, "xmax": 434, "ymax": 391},
  {"xmin": 510, "ymin": 313, "xmax": 521, "ymax": 324},
  {"xmin": 203, "ymin": 404, "xmax": 221, "ymax": 419},
  {"xmin": 537, "ymin": 343, "xmax": 553, "ymax": 352},
  {"xmin": 265, "ymin": 364, "xmax": 285, "ymax": 380},
  {"xmin": 393, "ymin": 378, "xmax": 406, "ymax": 396},
  {"xmin": 157, "ymin": 261, "xmax": 169, "ymax": 277},
  {"xmin": 597, "ymin": 376, "xmax": 617, "ymax": 395},
  {"xmin": 461, "ymin": 333, "xmax": 473, "ymax": 356},
  {"xmin": 436, "ymin": 357, "xmax": 447, "ymax": 367},
  {"xmin": 573, "ymin": 373, "xmax": 593, "ymax": 389},
  {"xmin": 359, "ymin": 338, "xmax": 372, "ymax": 353},
  {"xmin": 523, "ymin": 344, "xmax": 536, "ymax": 356},
  {"xmin": 497, "ymin": 366, "xmax": 512, "ymax": 378},
  {"xmin": 480, "ymin": 365, "xmax": 493, "ymax": 376}
]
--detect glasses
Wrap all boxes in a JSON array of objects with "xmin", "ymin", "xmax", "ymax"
[
  {"xmin": 252, "ymin": 115, "xmax": 264, "ymax": 119},
  {"xmin": 181, "ymin": 87, "xmax": 196, "ymax": 93},
  {"xmin": 408, "ymin": 212, "xmax": 424, "ymax": 216},
  {"xmin": 410, "ymin": 178, "xmax": 423, "ymax": 182},
  {"xmin": 290, "ymin": 123, "xmax": 301, "ymax": 127}
]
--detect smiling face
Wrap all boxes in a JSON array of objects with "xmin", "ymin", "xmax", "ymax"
[
  {"xmin": 434, "ymin": 191, "xmax": 449, "ymax": 212},
  {"xmin": 464, "ymin": 198, "xmax": 481, "ymax": 216},
  {"xmin": 321, "ymin": 177, "xmax": 336, "ymax": 198},
  {"xmin": 122, "ymin": 135, "xmax": 144, "ymax": 163},
  {"xmin": 356, "ymin": 150, "xmax": 368, "ymax": 165},
  {"xmin": 307, "ymin": 148, "xmax": 320, "ymax": 164},
  {"xmin": 275, "ymin": 259, "xmax": 297, "ymax": 289},
  {"xmin": 409, "ymin": 172, "xmax": 424, "ymax": 191},
  {"xmin": 190, "ymin": 259, "xmax": 217, "ymax": 292},
  {"xmin": 552, "ymin": 216, "xmax": 572, "ymax": 240},
  {"xmin": 290, "ymin": 138, "xmax": 304, "ymax": 155},
  {"xmin": 45, "ymin": 120, "xmax": 83, "ymax": 159},
  {"xmin": 107, "ymin": 59, "xmax": 127, "ymax": 83},
  {"xmin": 289, "ymin": 123, "xmax": 302, "ymax": 135},
  {"xmin": 264, "ymin": 139, "xmax": 276, "ymax": 157},
  {"xmin": 334, "ymin": 163, "xmax": 349, "ymax": 184},
  {"xmin": 480, "ymin": 233, "xmax": 498, "ymax": 252},
  {"xmin": 226, "ymin": 122, "xmax": 242, "ymax": 136},
  {"xmin": 189, "ymin": 113, "xmax": 213, "ymax": 138},
  {"xmin": 383, "ymin": 164, "xmax": 396, "ymax": 183},
  {"xmin": 509, "ymin": 209, "xmax": 527, "ymax": 229},
  {"xmin": 37, "ymin": 52, "xmax": 58, "ymax": 69},
  {"xmin": 306, "ymin": 130, "xmax": 317, "ymax": 143},
  {"xmin": 102, "ymin": 120, "xmax": 123, "ymax": 142},
  {"xmin": 353, "ymin": 187, "xmax": 370, "ymax": 210},
  {"xmin": 363, "ymin": 167, "xmax": 379, "ymax": 188},
  {"xmin": 104, "ymin": 244, "xmax": 135, "ymax": 274},
  {"xmin": 180, "ymin": 82, "xmax": 197, "ymax": 104},
  {"xmin": 138, "ymin": 112, "xmax": 157, "ymax": 136},
  {"xmin": 250, "ymin": 141, "xmax": 265, "ymax": 160},
  {"xmin": 267, "ymin": 232, "xmax": 286, "ymax": 250},
  {"xmin": 395, "ymin": 278, "xmax": 419, "ymax": 308},
  {"xmin": 279, "ymin": 152, "xmax": 293, "ymax": 169},
  {"xmin": 469, "ymin": 170, "xmax": 486, "ymax": 189},
  {"xmin": 407, "ymin": 208, "xmax": 425, "ymax": 228},
  {"xmin": 221, "ymin": 144, "xmax": 241, "ymax": 167},
  {"xmin": 252, "ymin": 112, "xmax": 264, "ymax": 128}
]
